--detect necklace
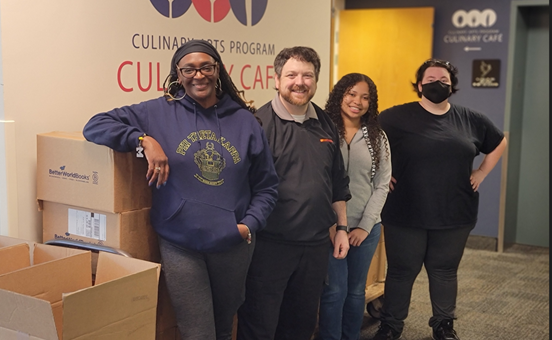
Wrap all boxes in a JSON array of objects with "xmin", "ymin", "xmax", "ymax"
[{"xmin": 361, "ymin": 125, "xmax": 376, "ymax": 182}]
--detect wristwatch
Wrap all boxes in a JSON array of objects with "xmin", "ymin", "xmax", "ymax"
[{"xmin": 336, "ymin": 225, "xmax": 349, "ymax": 233}]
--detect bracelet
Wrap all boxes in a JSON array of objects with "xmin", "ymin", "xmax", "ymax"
[
  {"xmin": 244, "ymin": 225, "xmax": 252, "ymax": 244},
  {"xmin": 136, "ymin": 133, "xmax": 147, "ymax": 158}
]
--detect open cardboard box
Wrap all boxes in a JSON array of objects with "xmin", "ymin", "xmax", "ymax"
[
  {"xmin": 0, "ymin": 235, "xmax": 34, "ymax": 249},
  {"xmin": 0, "ymin": 239, "xmax": 161, "ymax": 340},
  {"xmin": 0, "ymin": 236, "xmax": 34, "ymax": 275},
  {"xmin": 0, "ymin": 236, "xmax": 92, "ymax": 275}
]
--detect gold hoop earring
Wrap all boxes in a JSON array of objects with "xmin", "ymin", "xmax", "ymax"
[{"xmin": 166, "ymin": 80, "xmax": 186, "ymax": 101}]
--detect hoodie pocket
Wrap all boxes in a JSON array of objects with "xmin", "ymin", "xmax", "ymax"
[{"xmin": 160, "ymin": 198, "xmax": 243, "ymax": 252}]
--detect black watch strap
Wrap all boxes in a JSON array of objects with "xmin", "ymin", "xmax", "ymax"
[{"xmin": 336, "ymin": 225, "xmax": 349, "ymax": 233}]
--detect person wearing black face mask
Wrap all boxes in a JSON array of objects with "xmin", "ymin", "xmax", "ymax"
[
  {"xmin": 371, "ymin": 59, "xmax": 507, "ymax": 340},
  {"xmin": 421, "ymin": 80, "xmax": 451, "ymax": 104}
]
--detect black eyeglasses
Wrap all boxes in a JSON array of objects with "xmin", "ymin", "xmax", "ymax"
[{"xmin": 178, "ymin": 63, "xmax": 218, "ymax": 78}]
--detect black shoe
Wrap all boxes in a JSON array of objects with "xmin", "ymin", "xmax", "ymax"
[
  {"xmin": 432, "ymin": 319, "xmax": 460, "ymax": 340},
  {"xmin": 372, "ymin": 323, "xmax": 402, "ymax": 340}
]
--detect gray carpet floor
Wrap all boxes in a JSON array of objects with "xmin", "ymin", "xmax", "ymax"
[{"xmin": 358, "ymin": 241, "xmax": 550, "ymax": 340}]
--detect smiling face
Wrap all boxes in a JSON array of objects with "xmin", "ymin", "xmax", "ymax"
[
  {"xmin": 340, "ymin": 81, "xmax": 369, "ymax": 124},
  {"xmin": 274, "ymin": 57, "xmax": 317, "ymax": 108},
  {"xmin": 177, "ymin": 52, "xmax": 219, "ymax": 108}
]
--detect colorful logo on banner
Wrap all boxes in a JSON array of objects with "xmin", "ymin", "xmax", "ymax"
[{"xmin": 150, "ymin": 0, "xmax": 268, "ymax": 25}]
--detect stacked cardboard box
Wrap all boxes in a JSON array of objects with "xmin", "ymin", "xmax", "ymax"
[
  {"xmin": 36, "ymin": 131, "xmax": 156, "ymax": 260},
  {"xmin": 0, "ymin": 236, "xmax": 161, "ymax": 340},
  {"xmin": 36, "ymin": 131, "xmax": 180, "ymax": 340}
]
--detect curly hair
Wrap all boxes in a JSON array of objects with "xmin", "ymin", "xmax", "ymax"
[
  {"xmin": 411, "ymin": 58, "xmax": 459, "ymax": 98},
  {"xmin": 325, "ymin": 73, "xmax": 389, "ymax": 171}
]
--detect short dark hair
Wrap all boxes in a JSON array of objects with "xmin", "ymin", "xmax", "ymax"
[
  {"xmin": 273, "ymin": 46, "xmax": 321, "ymax": 81},
  {"xmin": 411, "ymin": 59, "xmax": 459, "ymax": 98}
]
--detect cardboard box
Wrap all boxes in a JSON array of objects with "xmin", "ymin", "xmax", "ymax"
[
  {"xmin": 155, "ymin": 272, "xmax": 180, "ymax": 340},
  {"xmin": 0, "ymin": 236, "xmax": 34, "ymax": 275},
  {"xmin": 40, "ymin": 202, "xmax": 177, "ymax": 339},
  {"xmin": 0, "ymin": 244, "xmax": 161, "ymax": 340},
  {"xmin": 0, "ymin": 236, "xmax": 80, "ymax": 275},
  {"xmin": 0, "ymin": 236, "xmax": 89, "ymax": 274},
  {"xmin": 0, "ymin": 235, "xmax": 34, "ymax": 249},
  {"xmin": 0, "ymin": 243, "xmax": 31, "ymax": 275},
  {"xmin": 37, "ymin": 131, "xmax": 152, "ymax": 213},
  {"xmin": 0, "ymin": 239, "xmax": 91, "ymax": 274},
  {"xmin": 0, "ymin": 236, "xmax": 171, "ymax": 339},
  {"xmin": 41, "ymin": 201, "xmax": 160, "ymax": 262}
]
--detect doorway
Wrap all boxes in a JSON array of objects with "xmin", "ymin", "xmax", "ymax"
[
  {"xmin": 502, "ymin": 1, "xmax": 549, "ymax": 249},
  {"xmin": 334, "ymin": 7, "xmax": 434, "ymax": 111}
]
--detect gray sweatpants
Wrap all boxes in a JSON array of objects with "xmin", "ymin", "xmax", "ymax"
[{"xmin": 159, "ymin": 236, "xmax": 254, "ymax": 340}]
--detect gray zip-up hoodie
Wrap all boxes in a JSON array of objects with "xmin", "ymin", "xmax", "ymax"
[{"xmin": 341, "ymin": 129, "xmax": 391, "ymax": 233}]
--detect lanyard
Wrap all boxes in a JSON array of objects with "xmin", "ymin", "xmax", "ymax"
[{"xmin": 361, "ymin": 125, "xmax": 376, "ymax": 182}]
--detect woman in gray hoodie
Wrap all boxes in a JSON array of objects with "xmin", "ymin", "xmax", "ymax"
[{"xmin": 318, "ymin": 73, "xmax": 391, "ymax": 340}]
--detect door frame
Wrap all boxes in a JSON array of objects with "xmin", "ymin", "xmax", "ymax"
[{"xmin": 500, "ymin": 0, "xmax": 549, "ymax": 252}]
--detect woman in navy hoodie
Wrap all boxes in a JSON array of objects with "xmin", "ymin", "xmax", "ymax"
[{"xmin": 83, "ymin": 40, "xmax": 279, "ymax": 340}]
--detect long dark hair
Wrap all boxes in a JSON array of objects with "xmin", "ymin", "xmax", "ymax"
[{"xmin": 325, "ymin": 73, "xmax": 389, "ymax": 171}]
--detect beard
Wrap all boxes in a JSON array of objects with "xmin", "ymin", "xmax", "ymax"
[{"xmin": 280, "ymin": 85, "xmax": 314, "ymax": 107}]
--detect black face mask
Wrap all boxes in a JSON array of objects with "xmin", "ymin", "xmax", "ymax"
[{"xmin": 421, "ymin": 81, "xmax": 451, "ymax": 104}]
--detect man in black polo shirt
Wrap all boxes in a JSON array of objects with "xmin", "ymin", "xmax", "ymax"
[{"xmin": 237, "ymin": 46, "xmax": 351, "ymax": 340}]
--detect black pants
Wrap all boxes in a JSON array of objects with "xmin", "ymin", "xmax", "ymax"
[
  {"xmin": 237, "ymin": 238, "xmax": 330, "ymax": 340},
  {"xmin": 380, "ymin": 224, "xmax": 474, "ymax": 333}
]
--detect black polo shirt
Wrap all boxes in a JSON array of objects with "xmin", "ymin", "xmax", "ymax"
[{"xmin": 256, "ymin": 95, "xmax": 351, "ymax": 245}]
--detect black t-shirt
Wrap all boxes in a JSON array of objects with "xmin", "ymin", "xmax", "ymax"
[{"xmin": 379, "ymin": 102, "xmax": 504, "ymax": 229}]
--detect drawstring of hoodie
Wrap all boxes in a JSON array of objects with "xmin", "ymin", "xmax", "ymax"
[
  {"xmin": 193, "ymin": 102, "xmax": 200, "ymax": 148},
  {"xmin": 214, "ymin": 105, "xmax": 224, "ymax": 157}
]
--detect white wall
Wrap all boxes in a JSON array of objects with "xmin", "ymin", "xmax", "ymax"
[{"xmin": 0, "ymin": 1, "xmax": 10, "ymax": 236}]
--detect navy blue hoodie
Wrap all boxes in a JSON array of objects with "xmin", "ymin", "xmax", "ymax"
[{"xmin": 83, "ymin": 93, "xmax": 279, "ymax": 252}]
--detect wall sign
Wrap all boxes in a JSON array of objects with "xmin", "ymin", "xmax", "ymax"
[{"xmin": 472, "ymin": 59, "xmax": 500, "ymax": 88}]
